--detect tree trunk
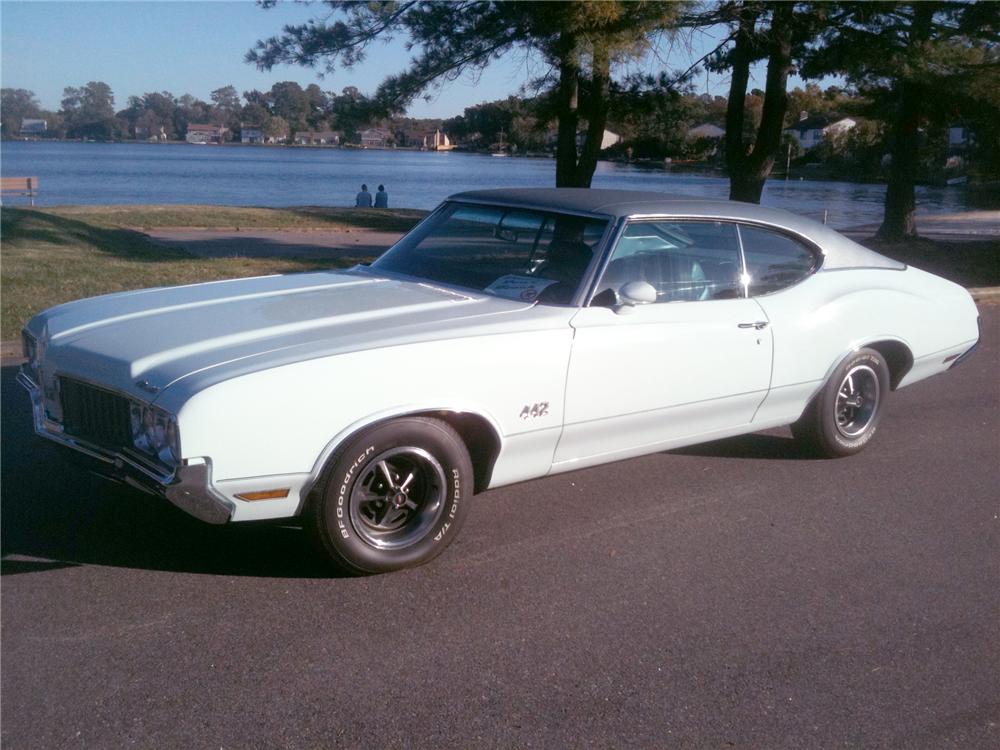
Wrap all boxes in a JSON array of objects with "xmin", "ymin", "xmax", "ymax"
[
  {"xmin": 554, "ymin": 32, "xmax": 582, "ymax": 188},
  {"xmin": 572, "ymin": 42, "xmax": 611, "ymax": 188},
  {"xmin": 877, "ymin": 82, "xmax": 920, "ymax": 240},
  {"xmin": 724, "ymin": 7, "xmax": 756, "ymax": 198},
  {"xmin": 876, "ymin": 2, "xmax": 935, "ymax": 241},
  {"xmin": 876, "ymin": 87, "xmax": 920, "ymax": 242},
  {"xmin": 730, "ymin": 173, "xmax": 768, "ymax": 203},
  {"xmin": 875, "ymin": 81, "xmax": 920, "ymax": 242},
  {"xmin": 725, "ymin": 2, "xmax": 793, "ymax": 204}
]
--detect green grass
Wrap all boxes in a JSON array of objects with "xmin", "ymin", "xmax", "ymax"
[
  {"xmin": 864, "ymin": 237, "xmax": 1000, "ymax": 288},
  {"xmin": 0, "ymin": 207, "xmax": 405, "ymax": 340},
  {"xmin": 40, "ymin": 204, "xmax": 426, "ymax": 232}
]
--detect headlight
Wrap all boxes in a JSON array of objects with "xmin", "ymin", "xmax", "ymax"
[
  {"xmin": 129, "ymin": 402, "xmax": 181, "ymax": 467},
  {"xmin": 21, "ymin": 331, "xmax": 40, "ymax": 384}
]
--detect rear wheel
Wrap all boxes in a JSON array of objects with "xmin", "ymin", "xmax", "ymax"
[
  {"xmin": 309, "ymin": 417, "xmax": 472, "ymax": 574},
  {"xmin": 792, "ymin": 348, "xmax": 890, "ymax": 458}
]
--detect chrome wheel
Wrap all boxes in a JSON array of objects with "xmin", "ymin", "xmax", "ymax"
[
  {"xmin": 835, "ymin": 364, "xmax": 880, "ymax": 438},
  {"xmin": 348, "ymin": 447, "xmax": 447, "ymax": 550}
]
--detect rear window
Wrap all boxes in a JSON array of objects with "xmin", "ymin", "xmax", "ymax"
[{"xmin": 739, "ymin": 225, "xmax": 818, "ymax": 295}]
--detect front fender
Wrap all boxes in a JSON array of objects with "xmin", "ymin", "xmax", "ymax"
[{"xmin": 172, "ymin": 328, "xmax": 573, "ymax": 485}]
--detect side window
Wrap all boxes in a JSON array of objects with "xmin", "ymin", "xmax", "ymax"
[
  {"xmin": 739, "ymin": 225, "xmax": 817, "ymax": 295},
  {"xmin": 592, "ymin": 221, "xmax": 742, "ymax": 305}
]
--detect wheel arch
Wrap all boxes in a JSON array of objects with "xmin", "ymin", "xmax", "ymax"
[
  {"xmin": 796, "ymin": 337, "xmax": 914, "ymax": 424},
  {"xmin": 861, "ymin": 338, "xmax": 914, "ymax": 390},
  {"xmin": 302, "ymin": 405, "xmax": 504, "ymax": 510}
]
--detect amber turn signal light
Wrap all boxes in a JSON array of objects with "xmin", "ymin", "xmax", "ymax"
[{"xmin": 235, "ymin": 489, "xmax": 290, "ymax": 501}]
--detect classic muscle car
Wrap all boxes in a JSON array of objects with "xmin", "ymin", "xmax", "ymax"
[{"xmin": 20, "ymin": 189, "xmax": 980, "ymax": 573}]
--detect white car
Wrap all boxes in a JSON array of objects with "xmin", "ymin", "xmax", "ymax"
[{"xmin": 20, "ymin": 189, "xmax": 980, "ymax": 573}]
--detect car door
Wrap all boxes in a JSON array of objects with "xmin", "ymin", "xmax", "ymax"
[{"xmin": 553, "ymin": 219, "xmax": 773, "ymax": 467}]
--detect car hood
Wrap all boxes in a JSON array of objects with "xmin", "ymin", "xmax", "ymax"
[{"xmin": 29, "ymin": 270, "xmax": 540, "ymax": 402}]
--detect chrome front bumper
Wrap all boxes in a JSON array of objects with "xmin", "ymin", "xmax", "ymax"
[{"xmin": 18, "ymin": 369, "xmax": 234, "ymax": 524}]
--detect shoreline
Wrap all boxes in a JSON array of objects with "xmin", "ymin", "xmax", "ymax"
[{"xmin": 3, "ymin": 139, "xmax": 996, "ymax": 190}]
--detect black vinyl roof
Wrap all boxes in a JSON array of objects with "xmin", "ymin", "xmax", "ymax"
[
  {"xmin": 448, "ymin": 188, "xmax": 723, "ymax": 218},
  {"xmin": 448, "ymin": 188, "xmax": 812, "ymax": 228}
]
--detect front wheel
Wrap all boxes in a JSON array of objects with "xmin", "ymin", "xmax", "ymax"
[
  {"xmin": 308, "ymin": 417, "xmax": 472, "ymax": 574},
  {"xmin": 792, "ymin": 348, "xmax": 890, "ymax": 458}
]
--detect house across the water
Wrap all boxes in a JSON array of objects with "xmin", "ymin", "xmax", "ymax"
[{"xmin": 186, "ymin": 124, "xmax": 228, "ymax": 144}]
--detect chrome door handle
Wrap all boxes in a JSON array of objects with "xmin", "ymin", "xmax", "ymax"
[{"xmin": 738, "ymin": 321, "xmax": 769, "ymax": 330}]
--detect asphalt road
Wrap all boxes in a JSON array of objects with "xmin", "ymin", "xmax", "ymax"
[{"xmin": 2, "ymin": 308, "xmax": 998, "ymax": 749}]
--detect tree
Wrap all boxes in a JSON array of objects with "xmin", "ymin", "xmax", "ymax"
[
  {"xmin": 269, "ymin": 81, "xmax": 311, "ymax": 134},
  {"xmin": 327, "ymin": 85, "xmax": 374, "ymax": 141},
  {"xmin": 175, "ymin": 94, "xmax": 213, "ymax": 139},
  {"xmin": 785, "ymin": 82, "xmax": 857, "ymax": 125},
  {"xmin": 1, "ymin": 88, "xmax": 43, "ymax": 137},
  {"xmin": 211, "ymin": 85, "xmax": 242, "ymax": 132},
  {"xmin": 304, "ymin": 83, "xmax": 330, "ymax": 130},
  {"xmin": 61, "ymin": 81, "xmax": 117, "ymax": 139},
  {"xmin": 725, "ymin": 2, "xmax": 796, "ymax": 204},
  {"xmin": 240, "ymin": 101, "xmax": 272, "ymax": 128},
  {"xmin": 265, "ymin": 115, "xmax": 290, "ymax": 141},
  {"xmin": 680, "ymin": 2, "xmax": 829, "ymax": 202},
  {"xmin": 606, "ymin": 74, "xmax": 699, "ymax": 159},
  {"xmin": 142, "ymin": 92, "xmax": 178, "ymax": 138},
  {"xmin": 684, "ymin": 3, "xmax": 804, "ymax": 202},
  {"xmin": 804, "ymin": 2, "xmax": 1000, "ymax": 239},
  {"xmin": 247, "ymin": 1, "xmax": 682, "ymax": 187},
  {"xmin": 243, "ymin": 88, "xmax": 270, "ymax": 107}
]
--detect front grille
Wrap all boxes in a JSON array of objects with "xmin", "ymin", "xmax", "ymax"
[{"xmin": 59, "ymin": 378, "xmax": 133, "ymax": 449}]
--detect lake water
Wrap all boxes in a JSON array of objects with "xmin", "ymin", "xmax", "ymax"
[{"xmin": 0, "ymin": 140, "xmax": 981, "ymax": 228}]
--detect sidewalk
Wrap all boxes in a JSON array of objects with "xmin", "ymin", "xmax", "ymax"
[
  {"xmin": 144, "ymin": 212, "xmax": 1000, "ymax": 259},
  {"xmin": 842, "ymin": 211, "xmax": 999, "ymax": 298},
  {"xmin": 842, "ymin": 210, "xmax": 1000, "ymax": 241},
  {"xmin": 144, "ymin": 228, "xmax": 405, "ymax": 259}
]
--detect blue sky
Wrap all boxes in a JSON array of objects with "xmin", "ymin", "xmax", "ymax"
[{"xmin": 2, "ymin": 1, "xmax": 789, "ymax": 118}]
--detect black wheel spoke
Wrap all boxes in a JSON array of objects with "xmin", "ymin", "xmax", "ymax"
[
  {"xmin": 380, "ymin": 504, "xmax": 402, "ymax": 527},
  {"xmin": 834, "ymin": 364, "xmax": 880, "ymax": 438},
  {"xmin": 348, "ymin": 446, "xmax": 447, "ymax": 550}
]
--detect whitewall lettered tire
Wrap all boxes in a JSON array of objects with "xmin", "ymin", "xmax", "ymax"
[
  {"xmin": 309, "ymin": 417, "xmax": 472, "ymax": 574},
  {"xmin": 792, "ymin": 348, "xmax": 890, "ymax": 458}
]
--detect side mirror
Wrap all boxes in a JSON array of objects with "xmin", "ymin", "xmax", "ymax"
[{"xmin": 614, "ymin": 281, "xmax": 656, "ymax": 314}]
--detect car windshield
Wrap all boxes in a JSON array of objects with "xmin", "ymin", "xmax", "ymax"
[{"xmin": 371, "ymin": 202, "xmax": 609, "ymax": 304}]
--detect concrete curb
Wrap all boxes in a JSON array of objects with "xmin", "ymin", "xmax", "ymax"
[{"xmin": 969, "ymin": 287, "xmax": 1000, "ymax": 302}]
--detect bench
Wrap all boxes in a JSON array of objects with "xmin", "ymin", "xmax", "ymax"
[{"xmin": 1, "ymin": 177, "xmax": 39, "ymax": 206}]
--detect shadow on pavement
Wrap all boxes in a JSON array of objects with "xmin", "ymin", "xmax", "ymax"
[
  {"xmin": 1, "ymin": 365, "xmax": 339, "ymax": 578},
  {"xmin": 670, "ymin": 431, "xmax": 817, "ymax": 461}
]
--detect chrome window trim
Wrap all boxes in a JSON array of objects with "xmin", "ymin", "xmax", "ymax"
[
  {"xmin": 583, "ymin": 216, "xmax": 629, "ymax": 306},
  {"xmin": 568, "ymin": 214, "xmax": 621, "ymax": 308},
  {"xmin": 734, "ymin": 222, "xmax": 750, "ymax": 298},
  {"xmin": 624, "ymin": 214, "xmax": 826, "ymax": 265},
  {"xmin": 819, "ymin": 265, "xmax": 909, "ymax": 273},
  {"xmin": 587, "ymin": 216, "xmax": 757, "ymax": 306},
  {"xmin": 448, "ymin": 196, "xmax": 618, "ymax": 223},
  {"xmin": 736, "ymin": 222, "xmax": 825, "ymax": 297}
]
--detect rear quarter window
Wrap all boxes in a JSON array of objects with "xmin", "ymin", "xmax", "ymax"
[{"xmin": 739, "ymin": 225, "xmax": 818, "ymax": 295}]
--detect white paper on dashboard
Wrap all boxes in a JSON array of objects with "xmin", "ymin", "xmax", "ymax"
[{"xmin": 485, "ymin": 275, "xmax": 559, "ymax": 302}]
